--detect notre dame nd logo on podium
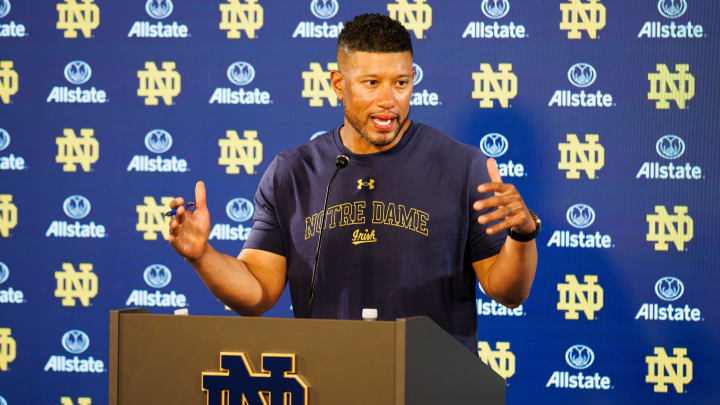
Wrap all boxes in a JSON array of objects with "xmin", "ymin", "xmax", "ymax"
[
  {"xmin": 387, "ymin": 0, "xmax": 432, "ymax": 39},
  {"xmin": 559, "ymin": 0, "xmax": 605, "ymax": 39},
  {"xmin": 54, "ymin": 262, "xmax": 98, "ymax": 307},
  {"xmin": 0, "ymin": 194, "xmax": 18, "ymax": 238},
  {"xmin": 56, "ymin": 128, "xmax": 99, "ymax": 172},
  {"xmin": 646, "ymin": 205, "xmax": 693, "ymax": 251},
  {"xmin": 302, "ymin": 62, "xmax": 338, "ymax": 107},
  {"xmin": 558, "ymin": 134, "xmax": 605, "ymax": 179},
  {"xmin": 218, "ymin": 130, "xmax": 263, "ymax": 175},
  {"xmin": 0, "ymin": 61, "xmax": 19, "ymax": 104},
  {"xmin": 137, "ymin": 62, "xmax": 181, "ymax": 106},
  {"xmin": 557, "ymin": 274, "xmax": 603, "ymax": 320},
  {"xmin": 136, "ymin": 196, "xmax": 173, "ymax": 240},
  {"xmin": 471, "ymin": 64, "xmax": 517, "ymax": 108},
  {"xmin": 646, "ymin": 347, "xmax": 692, "ymax": 393},
  {"xmin": 56, "ymin": 0, "xmax": 100, "ymax": 38},
  {"xmin": 477, "ymin": 341, "xmax": 515, "ymax": 380},
  {"xmin": 202, "ymin": 352, "xmax": 309, "ymax": 405},
  {"xmin": 648, "ymin": 64, "xmax": 695, "ymax": 110},
  {"xmin": 0, "ymin": 327, "xmax": 16, "ymax": 371},
  {"xmin": 219, "ymin": 0, "xmax": 264, "ymax": 39},
  {"xmin": 60, "ymin": 397, "xmax": 92, "ymax": 405}
]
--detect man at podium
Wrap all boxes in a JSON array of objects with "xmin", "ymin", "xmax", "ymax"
[{"xmin": 167, "ymin": 14, "xmax": 539, "ymax": 352}]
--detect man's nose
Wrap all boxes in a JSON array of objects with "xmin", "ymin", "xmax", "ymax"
[{"xmin": 376, "ymin": 84, "xmax": 395, "ymax": 109}]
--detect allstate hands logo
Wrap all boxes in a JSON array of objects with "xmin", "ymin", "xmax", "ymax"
[
  {"xmin": 655, "ymin": 135, "xmax": 685, "ymax": 160},
  {"xmin": 566, "ymin": 204, "xmax": 595, "ymax": 229},
  {"xmin": 0, "ymin": 261, "xmax": 8, "ymax": 284},
  {"xmin": 655, "ymin": 276, "xmax": 684, "ymax": 301},
  {"xmin": 310, "ymin": 0, "xmax": 339, "ymax": 19},
  {"xmin": 64, "ymin": 61, "xmax": 92, "ymax": 85},
  {"xmin": 63, "ymin": 195, "xmax": 91, "ymax": 220},
  {"xmin": 61, "ymin": 330, "xmax": 90, "ymax": 354},
  {"xmin": 145, "ymin": 0, "xmax": 173, "ymax": 19},
  {"xmin": 0, "ymin": 129, "xmax": 9, "ymax": 152},
  {"xmin": 143, "ymin": 264, "xmax": 172, "ymax": 288},
  {"xmin": 479, "ymin": 133, "xmax": 508, "ymax": 158},
  {"xmin": 226, "ymin": 62, "xmax": 255, "ymax": 86},
  {"xmin": 567, "ymin": 63, "xmax": 596, "ymax": 88},
  {"xmin": 658, "ymin": 0, "xmax": 687, "ymax": 19},
  {"xmin": 226, "ymin": 198, "xmax": 254, "ymax": 222},
  {"xmin": 144, "ymin": 129, "xmax": 173, "ymax": 154},
  {"xmin": 565, "ymin": 344, "xmax": 594, "ymax": 370},
  {"xmin": 481, "ymin": 0, "xmax": 510, "ymax": 20}
]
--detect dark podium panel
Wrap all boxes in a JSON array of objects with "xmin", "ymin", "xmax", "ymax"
[{"xmin": 109, "ymin": 309, "xmax": 505, "ymax": 404}]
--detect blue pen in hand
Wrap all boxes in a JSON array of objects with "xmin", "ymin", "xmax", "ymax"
[{"xmin": 165, "ymin": 202, "xmax": 196, "ymax": 217}]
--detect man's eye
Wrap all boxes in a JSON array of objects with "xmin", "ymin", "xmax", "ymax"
[
  {"xmin": 398, "ymin": 81, "xmax": 408, "ymax": 86},
  {"xmin": 367, "ymin": 80, "xmax": 377, "ymax": 85}
]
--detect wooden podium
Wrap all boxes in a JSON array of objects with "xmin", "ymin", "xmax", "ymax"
[{"xmin": 109, "ymin": 309, "xmax": 505, "ymax": 404}]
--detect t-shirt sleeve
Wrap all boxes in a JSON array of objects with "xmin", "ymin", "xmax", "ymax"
[
  {"xmin": 243, "ymin": 157, "xmax": 287, "ymax": 257},
  {"xmin": 467, "ymin": 150, "xmax": 507, "ymax": 262}
]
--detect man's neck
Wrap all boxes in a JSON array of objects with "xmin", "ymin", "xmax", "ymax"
[{"xmin": 339, "ymin": 120, "xmax": 411, "ymax": 154}]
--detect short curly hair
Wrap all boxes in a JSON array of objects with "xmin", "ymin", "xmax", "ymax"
[{"xmin": 338, "ymin": 13, "xmax": 413, "ymax": 55}]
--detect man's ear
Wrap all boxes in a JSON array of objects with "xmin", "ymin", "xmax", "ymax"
[{"xmin": 331, "ymin": 70, "xmax": 344, "ymax": 101}]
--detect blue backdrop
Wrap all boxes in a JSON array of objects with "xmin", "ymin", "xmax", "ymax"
[{"xmin": 0, "ymin": 0, "xmax": 718, "ymax": 403}]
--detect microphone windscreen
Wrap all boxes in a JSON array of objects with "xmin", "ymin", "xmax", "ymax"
[{"xmin": 336, "ymin": 154, "xmax": 350, "ymax": 168}]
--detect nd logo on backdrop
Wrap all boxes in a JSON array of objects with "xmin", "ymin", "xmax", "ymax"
[
  {"xmin": 0, "ymin": 194, "xmax": 17, "ymax": 238},
  {"xmin": 56, "ymin": 0, "xmax": 100, "ymax": 38},
  {"xmin": 137, "ymin": 62, "xmax": 181, "ymax": 106},
  {"xmin": 646, "ymin": 205, "xmax": 693, "ymax": 251},
  {"xmin": 56, "ymin": 128, "xmax": 99, "ymax": 172},
  {"xmin": 648, "ymin": 64, "xmax": 695, "ymax": 109},
  {"xmin": 302, "ymin": 62, "xmax": 339, "ymax": 107},
  {"xmin": 387, "ymin": 0, "xmax": 432, "ymax": 39},
  {"xmin": 218, "ymin": 130, "xmax": 263, "ymax": 175},
  {"xmin": 219, "ymin": 0, "xmax": 264, "ymax": 39},
  {"xmin": 477, "ymin": 341, "xmax": 515, "ymax": 380},
  {"xmin": 136, "ymin": 196, "xmax": 173, "ymax": 240},
  {"xmin": 559, "ymin": 0, "xmax": 605, "ymax": 39},
  {"xmin": 646, "ymin": 347, "xmax": 692, "ymax": 393},
  {"xmin": 558, "ymin": 134, "xmax": 605, "ymax": 179},
  {"xmin": 0, "ymin": 60, "xmax": 18, "ymax": 104},
  {"xmin": 55, "ymin": 263, "xmax": 98, "ymax": 307},
  {"xmin": 472, "ymin": 63, "xmax": 517, "ymax": 108},
  {"xmin": 557, "ymin": 275, "xmax": 603, "ymax": 320},
  {"xmin": 0, "ymin": 327, "xmax": 16, "ymax": 371}
]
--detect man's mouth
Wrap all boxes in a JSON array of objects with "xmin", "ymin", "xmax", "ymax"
[{"xmin": 371, "ymin": 115, "xmax": 396, "ymax": 130}]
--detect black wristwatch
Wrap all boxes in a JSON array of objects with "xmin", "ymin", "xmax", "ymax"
[{"xmin": 507, "ymin": 210, "xmax": 541, "ymax": 242}]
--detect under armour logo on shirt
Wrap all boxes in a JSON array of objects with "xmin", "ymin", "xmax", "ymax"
[{"xmin": 357, "ymin": 178, "xmax": 375, "ymax": 190}]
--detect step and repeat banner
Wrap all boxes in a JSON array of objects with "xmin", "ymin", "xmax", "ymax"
[{"xmin": 1, "ymin": 0, "xmax": 719, "ymax": 403}]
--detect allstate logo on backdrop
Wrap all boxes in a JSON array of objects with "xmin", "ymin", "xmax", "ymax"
[
  {"xmin": 547, "ymin": 344, "xmax": 611, "ymax": 390},
  {"xmin": 48, "ymin": 61, "xmax": 107, "ymax": 104},
  {"xmin": 126, "ymin": 264, "xmax": 187, "ymax": 308},
  {"xmin": 129, "ymin": 0, "xmax": 189, "ymax": 38},
  {"xmin": 210, "ymin": 61, "xmax": 272, "ymax": 105},
  {"xmin": 293, "ymin": 0, "xmax": 344, "ymax": 39},
  {"xmin": 463, "ymin": 0, "xmax": 527, "ymax": 39},
  {"xmin": 565, "ymin": 345, "xmax": 594, "ymax": 370},
  {"xmin": 0, "ymin": 395, "xmax": 6, "ymax": 405},
  {"xmin": 62, "ymin": 330, "xmax": 89, "ymax": 354},
  {"xmin": 639, "ymin": 0, "xmax": 705, "ymax": 39},
  {"xmin": 46, "ymin": 195, "xmax": 107, "ymax": 238},
  {"xmin": 636, "ymin": 135, "xmax": 703, "ymax": 180},
  {"xmin": 309, "ymin": 130, "xmax": 326, "ymax": 141},
  {"xmin": 128, "ymin": 129, "xmax": 188, "ymax": 172},
  {"xmin": 0, "ymin": 128, "xmax": 26, "ymax": 171},
  {"xmin": 549, "ymin": 63, "xmax": 614, "ymax": 108},
  {"xmin": 45, "ymin": 329, "xmax": 105, "ymax": 373},
  {"xmin": 477, "ymin": 282, "xmax": 525, "ymax": 317},
  {"xmin": 636, "ymin": 276, "xmax": 702, "ymax": 322},
  {"xmin": 210, "ymin": 198, "xmax": 254, "ymax": 241},
  {"xmin": 410, "ymin": 63, "xmax": 440, "ymax": 107},
  {"xmin": 479, "ymin": 133, "xmax": 526, "ymax": 177},
  {"xmin": 0, "ymin": 261, "xmax": 25, "ymax": 304},
  {"xmin": 0, "ymin": 0, "xmax": 28, "ymax": 38},
  {"xmin": 547, "ymin": 203, "xmax": 612, "ymax": 248}
]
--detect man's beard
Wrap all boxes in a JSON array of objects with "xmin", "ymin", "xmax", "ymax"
[{"xmin": 345, "ymin": 110, "xmax": 410, "ymax": 147}]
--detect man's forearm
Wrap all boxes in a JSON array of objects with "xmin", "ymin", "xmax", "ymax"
[
  {"xmin": 186, "ymin": 244, "xmax": 266, "ymax": 315},
  {"xmin": 486, "ymin": 238, "xmax": 538, "ymax": 308}
]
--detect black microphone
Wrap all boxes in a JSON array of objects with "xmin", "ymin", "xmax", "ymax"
[{"xmin": 304, "ymin": 154, "xmax": 350, "ymax": 318}]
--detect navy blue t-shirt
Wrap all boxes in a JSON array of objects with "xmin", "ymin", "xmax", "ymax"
[{"xmin": 244, "ymin": 121, "xmax": 506, "ymax": 351}]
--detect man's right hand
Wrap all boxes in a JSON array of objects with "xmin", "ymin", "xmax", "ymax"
[{"xmin": 169, "ymin": 181, "xmax": 211, "ymax": 261}]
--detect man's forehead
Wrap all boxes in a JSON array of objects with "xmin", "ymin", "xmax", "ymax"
[{"xmin": 339, "ymin": 49, "xmax": 413, "ymax": 72}]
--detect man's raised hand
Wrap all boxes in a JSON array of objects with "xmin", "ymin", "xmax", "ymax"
[
  {"xmin": 168, "ymin": 181, "xmax": 212, "ymax": 260},
  {"xmin": 474, "ymin": 158, "xmax": 535, "ymax": 235}
]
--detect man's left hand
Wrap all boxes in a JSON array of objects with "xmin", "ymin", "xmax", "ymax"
[{"xmin": 474, "ymin": 158, "xmax": 535, "ymax": 235}]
